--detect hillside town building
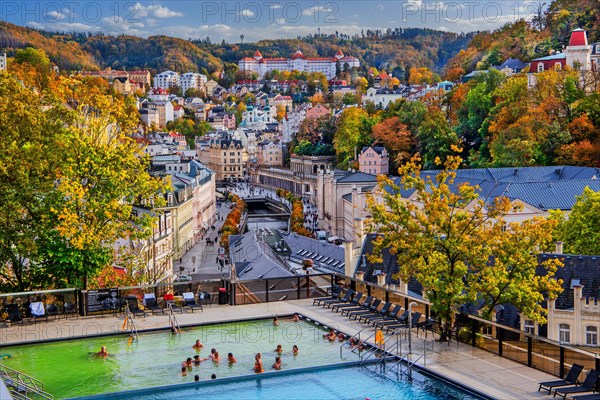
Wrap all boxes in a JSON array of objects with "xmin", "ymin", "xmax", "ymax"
[{"xmin": 239, "ymin": 49, "xmax": 359, "ymax": 80}]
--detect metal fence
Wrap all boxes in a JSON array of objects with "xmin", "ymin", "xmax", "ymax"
[{"xmin": 459, "ymin": 314, "xmax": 600, "ymax": 380}]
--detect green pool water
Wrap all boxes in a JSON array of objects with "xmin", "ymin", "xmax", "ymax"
[{"xmin": 1, "ymin": 319, "xmax": 359, "ymax": 399}]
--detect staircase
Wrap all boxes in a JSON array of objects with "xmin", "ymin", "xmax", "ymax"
[{"xmin": 0, "ymin": 364, "xmax": 53, "ymax": 399}]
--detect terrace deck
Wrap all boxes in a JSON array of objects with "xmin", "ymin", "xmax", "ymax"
[{"xmin": 0, "ymin": 299, "xmax": 557, "ymax": 399}]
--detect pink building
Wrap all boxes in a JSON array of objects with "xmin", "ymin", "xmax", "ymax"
[
  {"xmin": 223, "ymin": 114, "xmax": 236, "ymax": 130},
  {"xmin": 306, "ymin": 104, "xmax": 330, "ymax": 120},
  {"xmin": 359, "ymin": 146, "xmax": 389, "ymax": 175}
]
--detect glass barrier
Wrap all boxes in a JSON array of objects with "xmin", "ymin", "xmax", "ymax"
[{"xmin": 0, "ymin": 289, "xmax": 80, "ymax": 321}]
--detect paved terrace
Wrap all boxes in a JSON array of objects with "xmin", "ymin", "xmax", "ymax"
[{"xmin": 0, "ymin": 299, "xmax": 557, "ymax": 400}]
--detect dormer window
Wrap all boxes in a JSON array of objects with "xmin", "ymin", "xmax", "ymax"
[
  {"xmin": 537, "ymin": 63, "xmax": 544, "ymax": 72},
  {"xmin": 554, "ymin": 62, "xmax": 562, "ymax": 71}
]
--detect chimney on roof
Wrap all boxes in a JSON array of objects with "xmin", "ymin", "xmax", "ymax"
[
  {"xmin": 376, "ymin": 272, "xmax": 387, "ymax": 287},
  {"xmin": 555, "ymin": 241, "xmax": 564, "ymax": 255}
]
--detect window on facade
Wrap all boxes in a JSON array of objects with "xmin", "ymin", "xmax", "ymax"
[
  {"xmin": 555, "ymin": 62, "xmax": 562, "ymax": 71},
  {"xmin": 586, "ymin": 326, "xmax": 598, "ymax": 346},
  {"xmin": 559, "ymin": 324, "xmax": 570, "ymax": 343},
  {"xmin": 537, "ymin": 63, "xmax": 544, "ymax": 72},
  {"xmin": 524, "ymin": 319, "xmax": 535, "ymax": 334}
]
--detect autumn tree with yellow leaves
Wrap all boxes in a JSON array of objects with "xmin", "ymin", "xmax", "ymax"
[
  {"xmin": 0, "ymin": 58, "xmax": 166, "ymax": 290},
  {"xmin": 366, "ymin": 152, "xmax": 563, "ymax": 340}
]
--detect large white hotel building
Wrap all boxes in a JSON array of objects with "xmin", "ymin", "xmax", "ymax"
[{"xmin": 239, "ymin": 49, "xmax": 360, "ymax": 80}]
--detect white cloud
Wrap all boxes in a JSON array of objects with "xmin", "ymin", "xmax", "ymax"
[
  {"xmin": 302, "ymin": 5, "xmax": 334, "ymax": 16},
  {"xmin": 101, "ymin": 16, "xmax": 146, "ymax": 35},
  {"xmin": 276, "ymin": 18, "xmax": 286, "ymax": 25},
  {"xmin": 240, "ymin": 10, "xmax": 255, "ymax": 18},
  {"xmin": 133, "ymin": 3, "xmax": 183, "ymax": 19},
  {"xmin": 46, "ymin": 11, "xmax": 66, "ymax": 21},
  {"xmin": 377, "ymin": 5, "xmax": 385, "ymax": 11},
  {"xmin": 27, "ymin": 21, "xmax": 101, "ymax": 33}
]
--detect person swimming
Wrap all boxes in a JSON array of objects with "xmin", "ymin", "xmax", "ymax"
[
  {"xmin": 292, "ymin": 313, "xmax": 300, "ymax": 322},
  {"xmin": 273, "ymin": 316, "xmax": 279, "ymax": 326},
  {"xmin": 211, "ymin": 374, "xmax": 217, "ymax": 380},
  {"xmin": 272, "ymin": 357, "xmax": 282, "ymax": 370},
  {"xmin": 254, "ymin": 353, "xmax": 264, "ymax": 373},
  {"xmin": 194, "ymin": 375, "xmax": 200, "ymax": 382},
  {"xmin": 323, "ymin": 329, "xmax": 336, "ymax": 342},
  {"xmin": 227, "ymin": 352, "xmax": 237, "ymax": 364},
  {"xmin": 181, "ymin": 366, "xmax": 187, "ymax": 376},
  {"xmin": 96, "ymin": 346, "xmax": 109, "ymax": 357},
  {"xmin": 182, "ymin": 357, "xmax": 193, "ymax": 369},
  {"xmin": 274, "ymin": 344, "xmax": 283, "ymax": 354},
  {"xmin": 192, "ymin": 339, "xmax": 204, "ymax": 351},
  {"xmin": 292, "ymin": 345, "xmax": 299, "ymax": 356},
  {"xmin": 212, "ymin": 351, "xmax": 221, "ymax": 362},
  {"xmin": 338, "ymin": 332, "xmax": 346, "ymax": 342}
]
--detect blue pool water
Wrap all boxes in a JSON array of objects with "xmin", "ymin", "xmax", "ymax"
[{"xmin": 106, "ymin": 364, "xmax": 483, "ymax": 400}]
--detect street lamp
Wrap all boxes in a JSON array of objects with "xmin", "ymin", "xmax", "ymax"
[{"xmin": 408, "ymin": 301, "xmax": 417, "ymax": 355}]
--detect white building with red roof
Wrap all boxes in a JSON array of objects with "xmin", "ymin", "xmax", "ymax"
[
  {"xmin": 239, "ymin": 48, "xmax": 359, "ymax": 80},
  {"xmin": 528, "ymin": 28, "xmax": 599, "ymax": 86}
]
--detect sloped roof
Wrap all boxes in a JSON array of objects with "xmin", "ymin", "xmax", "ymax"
[
  {"xmin": 336, "ymin": 172, "xmax": 378, "ymax": 184},
  {"xmin": 391, "ymin": 166, "xmax": 600, "ymax": 211},
  {"xmin": 538, "ymin": 253, "xmax": 600, "ymax": 310},
  {"xmin": 229, "ymin": 232, "xmax": 293, "ymax": 280},
  {"xmin": 280, "ymin": 230, "xmax": 345, "ymax": 274}
]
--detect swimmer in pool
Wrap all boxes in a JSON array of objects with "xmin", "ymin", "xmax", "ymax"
[
  {"xmin": 192, "ymin": 339, "xmax": 204, "ymax": 351},
  {"xmin": 292, "ymin": 313, "xmax": 300, "ymax": 322},
  {"xmin": 292, "ymin": 345, "xmax": 299, "ymax": 356},
  {"xmin": 227, "ymin": 353, "xmax": 237, "ymax": 364},
  {"xmin": 272, "ymin": 357, "xmax": 282, "ymax": 370},
  {"xmin": 96, "ymin": 346, "xmax": 109, "ymax": 357},
  {"xmin": 273, "ymin": 316, "xmax": 279, "ymax": 326},
  {"xmin": 254, "ymin": 353, "xmax": 264, "ymax": 373},
  {"xmin": 323, "ymin": 329, "xmax": 336, "ymax": 342},
  {"xmin": 274, "ymin": 344, "xmax": 283, "ymax": 354}
]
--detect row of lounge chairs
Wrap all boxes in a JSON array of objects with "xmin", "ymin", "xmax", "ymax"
[
  {"xmin": 137, "ymin": 293, "xmax": 204, "ymax": 317},
  {"xmin": 538, "ymin": 364, "xmax": 600, "ymax": 399},
  {"xmin": 3, "ymin": 302, "xmax": 78, "ymax": 325},
  {"xmin": 313, "ymin": 287, "xmax": 434, "ymax": 334}
]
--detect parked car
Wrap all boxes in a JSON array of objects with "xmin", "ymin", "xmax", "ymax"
[{"xmin": 174, "ymin": 275, "xmax": 192, "ymax": 282}]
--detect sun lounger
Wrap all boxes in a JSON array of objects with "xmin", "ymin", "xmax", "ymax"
[
  {"xmin": 554, "ymin": 370, "xmax": 600, "ymax": 399},
  {"xmin": 143, "ymin": 293, "xmax": 164, "ymax": 315},
  {"xmin": 358, "ymin": 301, "xmax": 392, "ymax": 323},
  {"xmin": 64, "ymin": 302, "xmax": 78, "ymax": 319},
  {"xmin": 182, "ymin": 292, "xmax": 203, "ymax": 312},
  {"xmin": 330, "ymin": 293, "xmax": 364, "ymax": 312},
  {"xmin": 538, "ymin": 364, "xmax": 584, "ymax": 394},
  {"xmin": 375, "ymin": 309, "xmax": 409, "ymax": 328},
  {"xmin": 385, "ymin": 312, "xmax": 422, "ymax": 333},
  {"xmin": 341, "ymin": 296, "xmax": 373, "ymax": 316},
  {"xmin": 322, "ymin": 289, "xmax": 355, "ymax": 309},
  {"xmin": 29, "ymin": 301, "xmax": 47, "ymax": 323},
  {"xmin": 46, "ymin": 303, "xmax": 60, "ymax": 319},
  {"xmin": 126, "ymin": 296, "xmax": 146, "ymax": 318},
  {"xmin": 363, "ymin": 304, "xmax": 401, "ymax": 325},
  {"xmin": 572, "ymin": 394, "xmax": 600, "ymax": 400},
  {"xmin": 6, "ymin": 304, "xmax": 23, "ymax": 325},
  {"xmin": 313, "ymin": 286, "xmax": 342, "ymax": 306},
  {"xmin": 348, "ymin": 299, "xmax": 382, "ymax": 320}
]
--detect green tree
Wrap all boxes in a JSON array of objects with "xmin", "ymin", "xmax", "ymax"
[
  {"xmin": 550, "ymin": 187, "xmax": 600, "ymax": 255},
  {"xmin": 14, "ymin": 47, "xmax": 51, "ymax": 71},
  {"xmin": 367, "ymin": 153, "xmax": 563, "ymax": 340},
  {"xmin": 0, "ymin": 73, "xmax": 65, "ymax": 290},
  {"xmin": 333, "ymin": 107, "xmax": 379, "ymax": 167},
  {"xmin": 417, "ymin": 108, "xmax": 460, "ymax": 168}
]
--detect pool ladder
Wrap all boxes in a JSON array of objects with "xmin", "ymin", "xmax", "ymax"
[
  {"xmin": 123, "ymin": 307, "xmax": 139, "ymax": 341},
  {"xmin": 167, "ymin": 303, "xmax": 181, "ymax": 333},
  {"xmin": 0, "ymin": 364, "xmax": 53, "ymax": 399}
]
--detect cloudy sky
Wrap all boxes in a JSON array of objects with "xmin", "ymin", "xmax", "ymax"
[{"xmin": 1, "ymin": 1, "xmax": 544, "ymax": 41}]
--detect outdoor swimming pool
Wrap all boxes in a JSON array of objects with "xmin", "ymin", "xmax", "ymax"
[
  {"xmin": 1, "ymin": 318, "xmax": 360, "ymax": 398},
  {"xmin": 82, "ymin": 364, "xmax": 484, "ymax": 400}
]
